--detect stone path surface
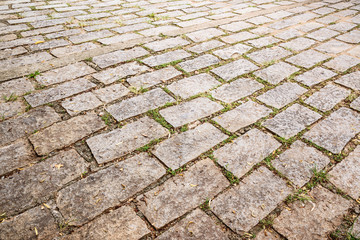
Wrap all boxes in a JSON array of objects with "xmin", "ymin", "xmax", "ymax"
[{"xmin": 0, "ymin": 0, "xmax": 359, "ymax": 239}]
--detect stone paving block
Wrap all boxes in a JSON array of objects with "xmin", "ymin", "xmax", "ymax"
[
  {"xmin": 86, "ymin": 117, "xmax": 168, "ymax": 164},
  {"xmin": 0, "ymin": 51, "xmax": 54, "ymax": 69},
  {"xmin": 247, "ymin": 15, "xmax": 272, "ymax": 25},
  {"xmin": 93, "ymin": 84, "xmax": 130, "ymax": 103},
  {"xmin": 305, "ymin": 84, "xmax": 350, "ymax": 112},
  {"xmin": 0, "ymin": 149, "xmax": 87, "ymax": 215},
  {"xmin": 127, "ymin": 66, "xmax": 181, "ymax": 88},
  {"xmin": 153, "ymin": 123, "xmax": 227, "ymax": 169},
  {"xmin": 186, "ymin": 28, "xmax": 225, "ymax": 42},
  {"xmin": 57, "ymin": 153, "xmax": 166, "ymax": 225},
  {"xmin": 248, "ymin": 46, "xmax": 292, "ymax": 65},
  {"xmin": 142, "ymin": 49, "xmax": 191, "ymax": 67},
  {"xmin": 315, "ymin": 39, "xmax": 352, "ymax": 54},
  {"xmin": 113, "ymin": 22, "xmax": 153, "ymax": 34},
  {"xmin": 219, "ymin": 21, "xmax": 253, "ymax": 32},
  {"xmin": 211, "ymin": 78, "xmax": 263, "ymax": 103},
  {"xmin": 30, "ymin": 113, "xmax": 105, "ymax": 155},
  {"xmin": 69, "ymin": 30, "xmax": 113, "ymax": 44},
  {"xmin": 168, "ymin": 73, "xmax": 219, "ymax": 98},
  {"xmin": 159, "ymin": 97, "xmax": 223, "ymax": 127},
  {"xmin": 336, "ymin": 29, "xmax": 360, "ymax": 44},
  {"xmin": 273, "ymin": 140, "xmax": 330, "ymax": 187},
  {"xmin": 349, "ymin": 45, "xmax": 360, "ymax": 58},
  {"xmin": 213, "ymin": 101, "xmax": 272, "ymax": 132},
  {"xmin": 63, "ymin": 206, "xmax": 150, "ymax": 240},
  {"xmin": 257, "ymin": 82, "xmax": 307, "ymax": 109},
  {"xmin": 178, "ymin": 54, "xmax": 220, "ymax": 72},
  {"xmin": 351, "ymin": 97, "xmax": 360, "ymax": 111},
  {"xmin": 106, "ymin": 88, "xmax": 174, "ymax": 121},
  {"xmin": 0, "ymin": 106, "xmax": 60, "ymax": 146},
  {"xmin": 187, "ymin": 40, "xmax": 225, "ymax": 53},
  {"xmin": 36, "ymin": 62, "xmax": 96, "ymax": 86},
  {"xmin": 328, "ymin": 22, "xmax": 357, "ymax": 32},
  {"xmin": 220, "ymin": 31, "xmax": 258, "ymax": 44},
  {"xmin": 0, "ymin": 46, "xmax": 27, "ymax": 60},
  {"xmin": 211, "ymin": 166, "xmax": 292, "ymax": 233},
  {"xmin": 215, "ymin": 128, "xmax": 280, "ymax": 177},
  {"xmin": 92, "ymin": 61, "xmax": 149, "ymax": 85},
  {"xmin": 144, "ymin": 37, "xmax": 190, "ymax": 52},
  {"xmin": 61, "ymin": 92, "xmax": 102, "ymax": 116},
  {"xmin": 29, "ymin": 39, "xmax": 69, "ymax": 51},
  {"xmin": 156, "ymin": 209, "xmax": 227, "ymax": 240},
  {"xmin": 0, "ymin": 138, "xmax": 35, "ymax": 176},
  {"xmin": 335, "ymin": 71, "xmax": 360, "ymax": 90},
  {"xmin": 329, "ymin": 146, "xmax": 360, "ymax": 199},
  {"xmin": 264, "ymin": 104, "xmax": 321, "ymax": 138},
  {"xmin": 0, "ymin": 77, "xmax": 34, "ymax": 98},
  {"xmin": 25, "ymin": 78, "xmax": 96, "ymax": 107},
  {"xmin": 246, "ymin": 36, "xmax": 280, "ymax": 48},
  {"xmin": 0, "ymin": 35, "xmax": 45, "ymax": 50},
  {"xmin": 136, "ymin": 158, "xmax": 228, "ymax": 228},
  {"xmin": 98, "ymin": 33, "xmax": 142, "ymax": 45},
  {"xmin": 139, "ymin": 25, "xmax": 180, "ymax": 36},
  {"xmin": 304, "ymin": 107, "xmax": 360, "ymax": 153},
  {"xmin": 273, "ymin": 186, "xmax": 351, "ymax": 240},
  {"xmin": 0, "ymin": 101, "xmax": 25, "ymax": 119},
  {"xmin": 280, "ymin": 37, "xmax": 316, "ymax": 52},
  {"xmin": 213, "ymin": 43, "xmax": 252, "ymax": 60},
  {"xmin": 266, "ymin": 10, "xmax": 293, "ymax": 19},
  {"xmin": 92, "ymin": 47, "xmax": 149, "ymax": 68},
  {"xmin": 254, "ymin": 62, "xmax": 299, "ymax": 85},
  {"xmin": 211, "ymin": 59, "xmax": 258, "ymax": 81},
  {"xmin": 286, "ymin": 49, "xmax": 329, "ymax": 68},
  {"xmin": 324, "ymin": 55, "xmax": 360, "ymax": 72},
  {"xmin": 275, "ymin": 29, "xmax": 302, "ymax": 40},
  {"xmin": 45, "ymin": 29, "xmax": 82, "ymax": 39},
  {"xmin": 0, "ymin": 206, "xmax": 57, "ymax": 240},
  {"xmin": 295, "ymin": 67, "xmax": 336, "ymax": 86},
  {"xmin": 50, "ymin": 42, "xmax": 98, "ymax": 58}
]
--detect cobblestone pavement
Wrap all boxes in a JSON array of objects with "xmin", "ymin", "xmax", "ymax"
[{"xmin": 1, "ymin": 0, "xmax": 360, "ymax": 239}]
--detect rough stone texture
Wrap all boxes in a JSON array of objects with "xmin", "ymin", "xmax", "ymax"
[
  {"xmin": 168, "ymin": 73, "xmax": 219, "ymax": 99},
  {"xmin": 273, "ymin": 186, "xmax": 351, "ymax": 240},
  {"xmin": 186, "ymin": 28, "xmax": 225, "ymax": 42},
  {"xmin": 221, "ymin": 31, "xmax": 257, "ymax": 44},
  {"xmin": 335, "ymin": 71, "xmax": 360, "ymax": 90},
  {"xmin": 178, "ymin": 54, "xmax": 220, "ymax": 72},
  {"xmin": 86, "ymin": 117, "xmax": 168, "ymax": 164},
  {"xmin": 0, "ymin": 149, "xmax": 87, "ymax": 215},
  {"xmin": 280, "ymin": 37, "xmax": 316, "ymax": 51},
  {"xmin": 254, "ymin": 62, "xmax": 299, "ymax": 84},
  {"xmin": 305, "ymin": 84, "xmax": 350, "ymax": 112},
  {"xmin": 264, "ymin": 104, "xmax": 321, "ymax": 138},
  {"xmin": 142, "ymin": 49, "xmax": 191, "ymax": 67},
  {"xmin": 213, "ymin": 43, "xmax": 252, "ymax": 60},
  {"xmin": 315, "ymin": 39, "xmax": 352, "ymax": 54},
  {"xmin": 211, "ymin": 59, "xmax": 258, "ymax": 81},
  {"xmin": 153, "ymin": 123, "xmax": 227, "ymax": 169},
  {"xmin": 295, "ymin": 67, "xmax": 337, "ymax": 86},
  {"xmin": 336, "ymin": 29, "xmax": 360, "ymax": 43},
  {"xmin": 211, "ymin": 78, "xmax": 263, "ymax": 103},
  {"xmin": 0, "ymin": 206, "xmax": 58, "ymax": 240},
  {"xmin": 0, "ymin": 101, "xmax": 25, "ymax": 119},
  {"xmin": 159, "ymin": 97, "xmax": 223, "ymax": 127},
  {"xmin": 248, "ymin": 46, "xmax": 292, "ymax": 64},
  {"xmin": 213, "ymin": 101, "xmax": 272, "ymax": 132},
  {"xmin": 304, "ymin": 107, "xmax": 360, "ymax": 153},
  {"xmin": 257, "ymin": 83, "xmax": 307, "ymax": 109},
  {"xmin": 0, "ymin": 106, "xmax": 60, "ymax": 146},
  {"xmin": 62, "ymin": 92, "xmax": 102, "ymax": 116},
  {"xmin": 136, "ymin": 159, "xmax": 229, "ymax": 228},
  {"xmin": 306, "ymin": 28, "xmax": 339, "ymax": 41},
  {"xmin": 57, "ymin": 153, "xmax": 166, "ymax": 225},
  {"xmin": 214, "ymin": 129, "xmax": 281, "ymax": 178},
  {"xmin": 329, "ymin": 146, "xmax": 360, "ymax": 199},
  {"xmin": 25, "ymin": 78, "xmax": 96, "ymax": 107},
  {"xmin": 187, "ymin": 40, "xmax": 225, "ymax": 54},
  {"xmin": 156, "ymin": 209, "xmax": 227, "ymax": 240},
  {"xmin": 286, "ymin": 49, "xmax": 329, "ymax": 68},
  {"xmin": 144, "ymin": 37, "xmax": 190, "ymax": 52},
  {"xmin": 273, "ymin": 141, "xmax": 330, "ymax": 187},
  {"xmin": 93, "ymin": 83, "xmax": 130, "ymax": 103},
  {"xmin": 106, "ymin": 88, "xmax": 174, "ymax": 121},
  {"xmin": 127, "ymin": 66, "xmax": 181, "ymax": 88},
  {"xmin": 63, "ymin": 206, "xmax": 150, "ymax": 240},
  {"xmin": 350, "ymin": 217, "xmax": 360, "ymax": 238},
  {"xmin": 351, "ymin": 97, "xmax": 360, "ymax": 111},
  {"xmin": 324, "ymin": 55, "xmax": 360, "ymax": 72},
  {"xmin": 212, "ymin": 167, "xmax": 292, "ymax": 233},
  {"xmin": 50, "ymin": 42, "xmax": 98, "ymax": 57},
  {"xmin": 246, "ymin": 36, "xmax": 280, "ymax": 48},
  {"xmin": 0, "ymin": 77, "xmax": 34, "ymax": 98}
]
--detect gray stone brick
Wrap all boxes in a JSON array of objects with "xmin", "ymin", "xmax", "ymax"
[
  {"xmin": 246, "ymin": 36, "xmax": 280, "ymax": 48},
  {"xmin": 324, "ymin": 55, "xmax": 360, "ymax": 72},
  {"xmin": 211, "ymin": 59, "xmax": 258, "ymax": 81},
  {"xmin": 328, "ymin": 22, "xmax": 357, "ymax": 32},
  {"xmin": 248, "ymin": 47, "xmax": 292, "ymax": 64},
  {"xmin": 29, "ymin": 39, "xmax": 69, "ymax": 51},
  {"xmin": 315, "ymin": 39, "xmax": 352, "ymax": 54},
  {"xmin": 113, "ymin": 22, "xmax": 153, "ymax": 34},
  {"xmin": 219, "ymin": 21, "xmax": 253, "ymax": 32},
  {"xmin": 247, "ymin": 16, "xmax": 272, "ymax": 25},
  {"xmin": 69, "ymin": 30, "xmax": 113, "ymax": 44},
  {"xmin": 286, "ymin": 49, "xmax": 329, "ymax": 68},
  {"xmin": 295, "ymin": 67, "xmax": 336, "ymax": 86},
  {"xmin": 0, "ymin": 77, "xmax": 34, "ymax": 98},
  {"xmin": 187, "ymin": 40, "xmax": 225, "ymax": 54},
  {"xmin": 144, "ymin": 37, "xmax": 190, "ymax": 52},
  {"xmin": 213, "ymin": 43, "xmax": 252, "ymax": 60},
  {"xmin": 0, "ymin": 101, "xmax": 25, "ymax": 119},
  {"xmin": 127, "ymin": 66, "xmax": 181, "ymax": 88},
  {"xmin": 220, "ymin": 31, "xmax": 257, "ymax": 44},
  {"xmin": 139, "ymin": 25, "xmax": 180, "ymax": 36},
  {"xmin": 350, "ymin": 97, "xmax": 360, "ymax": 111},
  {"xmin": 50, "ymin": 42, "xmax": 98, "ymax": 58},
  {"xmin": 336, "ymin": 30, "xmax": 360, "ymax": 44},
  {"xmin": 0, "ymin": 46, "xmax": 27, "ymax": 60},
  {"xmin": 0, "ymin": 52, "xmax": 53, "ymax": 69},
  {"xmin": 98, "ymin": 33, "xmax": 142, "ymax": 45},
  {"xmin": 254, "ymin": 62, "xmax": 299, "ymax": 84},
  {"xmin": 280, "ymin": 37, "xmax": 316, "ymax": 52},
  {"xmin": 93, "ymin": 84, "xmax": 130, "ymax": 103},
  {"xmin": 178, "ymin": 54, "xmax": 220, "ymax": 72},
  {"xmin": 142, "ymin": 50, "xmax": 191, "ymax": 67},
  {"xmin": 335, "ymin": 71, "xmax": 360, "ymax": 90},
  {"xmin": 186, "ymin": 28, "xmax": 225, "ymax": 42},
  {"xmin": 61, "ymin": 92, "xmax": 102, "ymax": 116}
]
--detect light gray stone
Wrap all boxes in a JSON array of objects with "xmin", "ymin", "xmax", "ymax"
[
  {"xmin": 93, "ymin": 84, "xmax": 130, "ymax": 103},
  {"xmin": 213, "ymin": 43, "xmax": 252, "ymax": 60},
  {"xmin": 211, "ymin": 60, "xmax": 258, "ymax": 81},
  {"xmin": 187, "ymin": 40, "xmax": 225, "ymax": 54},
  {"xmin": 220, "ymin": 31, "xmax": 257, "ymax": 44},
  {"xmin": 139, "ymin": 25, "xmax": 180, "ymax": 36},
  {"xmin": 144, "ymin": 37, "xmax": 190, "ymax": 51},
  {"xmin": 153, "ymin": 123, "xmax": 227, "ymax": 169},
  {"xmin": 324, "ymin": 55, "xmax": 360, "ymax": 72},
  {"xmin": 50, "ymin": 42, "xmax": 98, "ymax": 58},
  {"xmin": 127, "ymin": 66, "xmax": 181, "ymax": 88},
  {"xmin": 0, "ymin": 46, "xmax": 27, "ymax": 60},
  {"xmin": 275, "ymin": 29, "xmax": 302, "ymax": 40},
  {"xmin": 219, "ymin": 21, "xmax": 253, "ymax": 32},
  {"xmin": 350, "ymin": 217, "xmax": 360, "ymax": 238},
  {"xmin": 286, "ymin": 49, "xmax": 329, "ymax": 68},
  {"xmin": 280, "ymin": 37, "xmax": 316, "ymax": 52},
  {"xmin": 136, "ymin": 158, "xmax": 228, "ymax": 228},
  {"xmin": 0, "ymin": 101, "xmax": 25, "ymax": 119},
  {"xmin": 307, "ymin": 28, "xmax": 339, "ymax": 41},
  {"xmin": 86, "ymin": 116, "xmax": 168, "ymax": 164},
  {"xmin": 246, "ymin": 36, "xmax": 280, "ymax": 48},
  {"xmin": 69, "ymin": 30, "xmax": 113, "ymax": 44},
  {"xmin": 142, "ymin": 50, "xmax": 191, "ymax": 67},
  {"xmin": 0, "ymin": 77, "xmax": 34, "ymax": 98},
  {"xmin": 336, "ymin": 30, "xmax": 360, "ymax": 44},
  {"xmin": 315, "ymin": 39, "xmax": 352, "ymax": 54},
  {"xmin": 328, "ymin": 22, "xmax": 356, "ymax": 32},
  {"xmin": 98, "ymin": 33, "xmax": 142, "ymax": 45},
  {"xmin": 29, "ymin": 39, "xmax": 69, "ymax": 51},
  {"xmin": 248, "ymin": 47, "xmax": 292, "ymax": 64},
  {"xmin": 351, "ymin": 97, "xmax": 360, "ymax": 111},
  {"xmin": 61, "ymin": 92, "xmax": 102, "ymax": 116},
  {"xmin": 186, "ymin": 28, "xmax": 225, "ymax": 42},
  {"xmin": 254, "ymin": 62, "xmax": 299, "ymax": 84},
  {"xmin": 178, "ymin": 54, "xmax": 220, "ymax": 72},
  {"xmin": 295, "ymin": 67, "xmax": 336, "ymax": 86},
  {"xmin": 335, "ymin": 71, "xmax": 360, "ymax": 90}
]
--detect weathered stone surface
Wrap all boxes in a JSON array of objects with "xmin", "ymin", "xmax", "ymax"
[
  {"xmin": 178, "ymin": 54, "xmax": 220, "ymax": 72},
  {"xmin": 69, "ymin": 30, "xmax": 113, "ymax": 44},
  {"xmin": 36, "ymin": 62, "xmax": 95, "ymax": 86},
  {"xmin": 0, "ymin": 139, "xmax": 35, "ymax": 176},
  {"xmin": 0, "ymin": 206, "xmax": 58, "ymax": 240},
  {"xmin": 86, "ymin": 117, "xmax": 168, "ymax": 164},
  {"xmin": 127, "ymin": 66, "xmax": 181, "ymax": 88},
  {"xmin": 273, "ymin": 141, "xmax": 330, "ymax": 187},
  {"xmin": 324, "ymin": 55, "xmax": 360, "ymax": 72},
  {"xmin": 212, "ymin": 167, "xmax": 292, "ymax": 233},
  {"xmin": 211, "ymin": 60, "xmax": 258, "ymax": 81},
  {"xmin": 187, "ymin": 40, "xmax": 225, "ymax": 54},
  {"xmin": 213, "ymin": 43, "xmax": 252, "ymax": 60},
  {"xmin": 335, "ymin": 71, "xmax": 360, "ymax": 90},
  {"xmin": 305, "ymin": 84, "xmax": 350, "ymax": 112},
  {"xmin": 248, "ymin": 46, "xmax": 292, "ymax": 64},
  {"xmin": 107, "ymin": 88, "xmax": 174, "ymax": 121},
  {"xmin": 156, "ymin": 209, "xmax": 227, "ymax": 240},
  {"xmin": 336, "ymin": 30, "xmax": 360, "ymax": 44},
  {"xmin": 25, "ymin": 78, "xmax": 96, "ymax": 107},
  {"xmin": 0, "ymin": 106, "xmax": 60, "ymax": 146},
  {"xmin": 213, "ymin": 101, "xmax": 272, "ymax": 132},
  {"xmin": 61, "ymin": 92, "xmax": 102, "ymax": 116},
  {"xmin": 351, "ymin": 97, "xmax": 360, "ymax": 111},
  {"xmin": 329, "ymin": 146, "xmax": 360, "ymax": 199},
  {"xmin": 93, "ymin": 83, "xmax": 130, "ymax": 103},
  {"xmin": 350, "ymin": 217, "xmax": 360, "ymax": 238},
  {"xmin": 0, "ymin": 149, "xmax": 87, "ymax": 215},
  {"xmin": 144, "ymin": 37, "xmax": 190, "ymax": 51},
  {"xmin": 275, "ymin": 29, "xmax": 302, "ymax": 40},
  {"xmin": 315, "ymin": 39, "xmax": 352, "ymax": 54},
  {"xmin": 142, "ymin": 49, "xmax": 191, "ymax": 67},
  {"xmin": 304, "ymin": 107, "xmax": 360, "ymax": 153},
  {"xmin": 257, "ymin": 83, "xmax": 307, "ymax": 109},
  {"xmin": 246, "ymin": 36, "xmax": 280, "ymax": 48},
  {"xmin": 0, "ymin": 46, "xmax": 27, "ymax": 60},
  {"xmin": 307, "ymin": 28, "xmax": 339, "ymax": 41},
  {"xmin": 280, "ymin": 37, "xmax": 316, "ymax": 52},
  {"xmin": 221, "ymin": 31, "xmax": 258, "ymax": 44},
  {"xmin": 295, "ymin": 67, "xmax": 336, "ymax": 86},
  {"xmin": 98, "ymin": 33, "xmax": 142, "ymax": 45},
  {"xmin": 50, "ymin": 42, "xmax": 98, "ymax": 58},
  {"xmin": 0, "ymin": 101, "xmax": 25, "ymax": 119},
  {"xmin": 137, "ymin": 159, "xmax": 228, "ymax": 228},
  {"xmin": 214, "ymin": 129, "xmax": 280, "ymax": 177},
  {"xmin": 286, "ymin": 49, "xmax": 329, "ymax": 68},
  {"xmin": 29, "ymin": 39, "xmax": 69, "ymax": 51},
  {"xmin": 186, "ymin": 28, "xmax": 225, "ymax": 42},
  {"xmin": 264, "ymin": 104, "xmax": 321, "ymax": 139},
  {"xmin": 159, "ymin": 97, "xmax": 223, "ymax": 127},
  {"xmin": 153, "ymin": 123, "xmax": 227, "ymax": 169},
  {"xmin": 92, "ymin": 47, "xmax": 149, "ymax": 68},
  {"xmin": 0, "ymin": 52, "xmax": 53, "ymax": 69},
  {"xmin": 63, "ymin": 206, "xmax": 150, "ymax": 240},
  {"xmin": 57, "ymin": 153, "xmax": 166, "ymax": 225},
  {"xmin": 273, "ymin": 186, "xmax": 351, "ymax": 240},
  {"xmin": 219, "ymin": 21, "xmax": 253, "ymax": 32},
  {"xmin": 254, "ymin": 62, "xmax": 299, "ymax": 84},
  {"xmin": 0, "ymin": 77, "xmax": 34, "ymax": 98}
]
